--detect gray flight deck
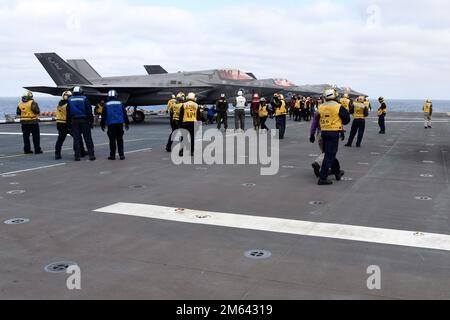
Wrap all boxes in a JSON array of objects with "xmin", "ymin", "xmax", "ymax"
[{"xmin": 0, "ymin": 112, "xmax": 450, "ymax": 300}]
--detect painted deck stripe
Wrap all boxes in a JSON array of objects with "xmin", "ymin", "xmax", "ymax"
[
  {"xmin": 372, "ymin": 121, "xmax": 449, "ymax": 123},
  {"xmin": 94, "ymin": 203, "xmax": 450, "ymax": 252},
  {"xmin": 0, "ymin": 132, "xmax": 58, "ymax": 136},
  {"xmin": 124, "ymin": 148, "xmax": 153, "ymax": 154},
  {"xmin": 1, "ymin": 163, "xmax": 66, "ymax": 176}
]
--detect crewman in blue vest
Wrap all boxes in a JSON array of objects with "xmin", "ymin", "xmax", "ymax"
[
  {"xmin": 55, "ymin": 90, "xmax": 87, "ymax": 160},
  {"xmin": 67, "ymin": 86, "xmax": 96, "ymax": 161},
  {"xmin": 310, "ymin": 88, "xmax": 350, "ymax": 185},
  {"xmin": 101, "ymin": 90, "xmax": 129, "ymax": 160}
]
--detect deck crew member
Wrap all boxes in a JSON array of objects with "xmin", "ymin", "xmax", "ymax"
[
  {"xmin": 179, "ymin": 92, "xmax": 201, "ymax": 156},
  {"xmin": 339, "ymin": 93, "xmax": 351, "ymax": 111},
  {"xmin": 305, "ymin": 97, "xmax": 313, "ymax": 121},
  {"xmin": 101, "ymin": 90, "xmax": 129, "ymax": 160},
  {"xmin": 378, "ymin": 97, "xmax": 387, "ymax": 134},
  {"xmin": 166, "ymin": 93, "xmax": 184, "ymax": 152},
  {"xmin": 215, "ymin": 94, "xmax": 228, "ymax": 130},
  {"xmin": 311, "ymin": 88, "xmax": 350, "ymax": 185},
  {"xmin": 293, "ymin": 96, "xmax": 301, "ymax": 122},
  {"xmin": 234, "ymin": 91, "xmax": 247, "ymax": 131},
  {"xmin": 423, "ymin": 99, "xmax": 433, "ymax": 129},
  {"xmin": 94, "ymin": 100, "xmax": 105, "ymax": 127},
  {"xmin": 272, "ymin": 93, "xmax": 287, "ymax": 139},
  {"xmin": 55, "ymin": 91, "xmax": 87, "ymax": 160},
  {"xmin": 251, "ymin": 93, "xmax": 261, "ymax": 131},
  {"xmin": 345, "ymin": 96, "xmax": 369, "ymax": 148},
  {"xmin": 16, "ymin": 91, "xmax": 42, "ymax": 155},
  {"xmin": 167, "ymin": 95, "xmax": 177, "ymax": 116},
  {"xmin": 364, "ymin": 97, "xmax": 372, "ymax": 112},
  {"xmin": 258, "ymin": 97, "xmax": 270, "ymax": 132},
  {"xmin": 310, "ymin": 109, "xmax": 325, "ymax": 178},
  {"xmin": 67, "ymin": 86, "xmax": 96, "ymax": 161}
]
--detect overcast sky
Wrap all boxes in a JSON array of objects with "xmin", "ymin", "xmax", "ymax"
[{"xmin": 1, "ymin": 0, "xmax": 449, "ymax": 99}]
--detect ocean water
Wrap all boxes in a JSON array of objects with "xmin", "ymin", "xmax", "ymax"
[{"xmin": 1, "ymin": 97, "xmax": 450, "ymax": 119}]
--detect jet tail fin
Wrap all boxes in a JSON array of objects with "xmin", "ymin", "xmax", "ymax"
[
  {"xmin": 144, "ymin": 65, "xmax": 168, "ymax": 75},
  {"xmin": 34, "ymin": 53, "xmax": 92, "ymax": 86},
  {"xmin": 246, "ymin": 73, "xmax": 257, "ymax": 80},
  {"xmin": 67, "ymin": 59, "xmax": 102, "ymax": 81}
]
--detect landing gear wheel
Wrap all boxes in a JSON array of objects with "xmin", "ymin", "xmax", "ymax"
[{"xmin": 132, "ymin": 110, "xmax": 145, "ymax": 123}]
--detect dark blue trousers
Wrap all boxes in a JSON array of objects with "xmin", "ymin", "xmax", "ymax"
[
  {"xmin": 275, "ymin": 115, "xmax": 286, "ymax": 139},
  {"xmin": 21, "ymin": 123, "xmax": 41, "ymax": 153},
  {"xmin": 347, "ymin": 119, "xmax": 366, "ymax": 146},
  {"xmin": 72, "ymin": 118, "xmax": 95, "ymax": 159},
  {"xmin": 320, "ymin": 131, "xmax": 341, "ymax": 181},
  {"xmin": 378, "ymin": 115, "xmax": 386, "ymax": 133}
]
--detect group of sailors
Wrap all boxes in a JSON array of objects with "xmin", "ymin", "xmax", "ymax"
[
  {"xmin": 15, "ymin": 88, "xmax": 434, "ymax": 185},
  {"xmin": 17, "ymin": 87, "xmax": 129, "ymax": 161}
]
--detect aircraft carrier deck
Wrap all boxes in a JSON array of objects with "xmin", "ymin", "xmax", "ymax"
[{"xmin": 1, "ymin": 112, "xmax": 450, "ymax": 300}]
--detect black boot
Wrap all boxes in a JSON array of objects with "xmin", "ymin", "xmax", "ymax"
[
  {"xmin": 335, "ymin": 170, "xmax": 345, "ymax": 181},
  {"xmin": 318, "ymin": 179, "xmax": 333, "ymax": 186},
  {"xmin": 312, "ymin": 163, "xmax": 320, "ymax": 178}
]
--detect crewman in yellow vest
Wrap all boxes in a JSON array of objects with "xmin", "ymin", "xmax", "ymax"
[
  {"xmin": 166, "ymin": 92, "xmax": 185, "ymax": 152},
  {"xmin": 94, "ymin": 100, "xmax": 105, "ymax": 127},
  {"xmin": 378, "ymin": 97, "xmax": 387, "ymax": 134},
  {"xmin": 16, "ymin": 91, "xmax": 42, "ymax": 154},
  {"xmin": 272, "ymin": 93, "xmax": 288, "ymax": 139},
  {"xmin": 258, "ymin": 97, "xmax": 270, "ymax": 132},
  {"xmin": 304, "ymin": 97, "xmax": 312, "ymax": 121},
  {"xmin": 167, "ymin": 95, "xmax": 176, "ymax": 114},
  {"xmin": 423, "ymin": 99, "xmax": 433, "ymax": 129},
  {"xmin": 339, "ymin": 93, "xmax": 351, "ymax": 111},
  {"xmin": 345, "ymin": 96, "xmax": 369, "ymax": 148},
  {"xmin": 294, "ymin": 95, "xmax": 301, "ymax": 122},
  {"xmin": 310, "ymin": 88, "xmax": 350, "ymax": 185},
  {"xmin": 364, "ymin": 97, "xmax": 372, "ymax": 112},
  {"xmin": 179, "ymin": 92, "xmax": 201, "ymax": 156},
  {"xmin": 55, "ymin": 91, "xmax": 87, "ymax": 160}
]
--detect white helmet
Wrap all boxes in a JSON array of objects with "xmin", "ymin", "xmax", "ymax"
[
  {"xmin": 187, "ymin": 92, "xmax": 196, "ymax": 101},
  {"xmin": 62, "ymin": 91, "xmax": 72, "ymax": 100},
  {"xmin": 220, "ymin": 93, "xmax": 226, "ymax": 98},
  {"xmin": 176, "ymin": 92, "xmax": 185, "ymax": 101},
  {"xmin": 108, "ymin": 90, "xmax": 118, "ymax": 98},
  {"xmin": 426, "ymin": 98, "xmax": 432, "ymax": 103},
  {"xmin": 323, "ymin": 88, "xmax": 338, "ymax": 101},
  {"xmin": 22, "ymin": 90, "xmax": 33, "ymax": 99},
  {"xmin": 73, "ymin": 86, "xmax": 82, "ymax": 94},
  {"xmin": 237, "ymin": 91, "xmax": 243, "ymax": 96}
]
